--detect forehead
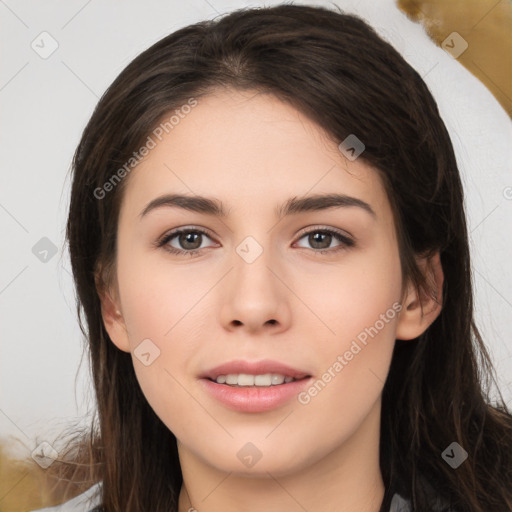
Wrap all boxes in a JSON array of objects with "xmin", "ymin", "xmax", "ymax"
[{"xmin": 119, "ymin": 88, "xmax": 389, "ymax": 220}]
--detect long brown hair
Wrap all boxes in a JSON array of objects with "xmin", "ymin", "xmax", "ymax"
[{"xmin": 51, "ymin": 3, "xmax": 512, "ymax": 511}]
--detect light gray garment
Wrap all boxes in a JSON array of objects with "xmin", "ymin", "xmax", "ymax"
[
  {"xmin": 29, "ymin": 483, "xmax": 102, "ymax": 512},
  {"xmin": 29, "ymin": 483, "xmax": 413, "ymax": 512},
  {"xmin": 390, "ymin": 492, "xmax": 413, "ymax": 511}
]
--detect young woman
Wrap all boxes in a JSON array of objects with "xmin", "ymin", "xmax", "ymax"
[{"xmin": 33, "ymin": 3, "xmax": 512, "ymax": 512}]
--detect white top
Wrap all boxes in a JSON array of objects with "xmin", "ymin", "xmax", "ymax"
[
  {"xmin": 30, "ymin": 482, "xmax": 102, "ymax": 512},
  {"xmin": 29, "ymin": 483, "xmax": 414, "ymax": 511}
]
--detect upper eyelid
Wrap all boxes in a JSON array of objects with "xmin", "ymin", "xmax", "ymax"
[
  {"xmin": 295, "ymin": 224, "xmax": 353, "ymax": 239},
  {"xmin": 161, "ymin": 225, "xmax": 216, "ymax": 242}
]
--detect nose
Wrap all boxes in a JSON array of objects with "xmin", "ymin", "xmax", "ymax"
[{"xmin": 219, "ymin": 242, "xmax": 291, "ymax": 334}]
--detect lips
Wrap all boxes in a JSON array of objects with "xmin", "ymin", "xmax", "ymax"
[
  {"xmin": 200, "ymin": 376, "xmax": 312, "ymax": 412},
  {"xmin": 200, "ymin": 359, "xmax": 312, "ymax": 381}
]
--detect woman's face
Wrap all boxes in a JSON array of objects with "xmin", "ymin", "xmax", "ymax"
[{"xmin": 104, "ymin": 88, "xmax": 407, "ymax": 476}]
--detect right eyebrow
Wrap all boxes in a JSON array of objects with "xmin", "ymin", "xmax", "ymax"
[{"xmin": 139, "ymin": 194, "xmax": 228, "ymax": 219}]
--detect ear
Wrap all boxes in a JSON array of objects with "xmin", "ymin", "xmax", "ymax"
[
  {"xmin": 95, "ymin": 272, "xmax": 131, "ymax": 353},
  {"xmin": 395, "ymin": 251, "xmax": 444, "ymax": 341}
]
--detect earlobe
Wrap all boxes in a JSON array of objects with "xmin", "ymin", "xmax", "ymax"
[
  {"xmin": 395, "ymin": 251, "xmax": 444, "ymax": 341},
  {"xmin": 96, "ymin": 277, "xmax": 131, "ymax": 353}
]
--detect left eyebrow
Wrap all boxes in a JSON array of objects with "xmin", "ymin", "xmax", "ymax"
[
  {"xmin": 139, "ymin": 193, "xmax": 376, "ymax": 220},
  {"xmin": 276, "ymin": 193, "xmax": 376, "ymax": 219}
]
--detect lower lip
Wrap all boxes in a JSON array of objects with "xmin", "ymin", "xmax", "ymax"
[{"xmin": 199, "ymin": 377, "xmax": 312, "ymax": 413}]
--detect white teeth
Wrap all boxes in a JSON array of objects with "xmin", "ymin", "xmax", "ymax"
[
  {"xmin": 225, "ymin": 374, "xmax": 238, "ymax": 385},
  {"xmin": 271, "ymin": 374, "xmax": 285, "ymax": 385},
  {"xmin": 237, "ymin": 374, "xmax": 255, "ymax": 386},
  {"xmin": 254, "ymin": 374, "xmax": 272, "ymax": 386},
  {"xmin": 214, "ymin": 373, "xmax": 298, "ymax": 386}
]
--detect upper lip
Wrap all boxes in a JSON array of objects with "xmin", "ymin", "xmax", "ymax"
[{"xmin": 200, "ymin": 359, "xmax": 312, "ymax": 381}]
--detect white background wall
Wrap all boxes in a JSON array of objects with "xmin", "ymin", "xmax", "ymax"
[{"xmin": 1, "ymin": 0, "xmax": 511, "ymax": 459}]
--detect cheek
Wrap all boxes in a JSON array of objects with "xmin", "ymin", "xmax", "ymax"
[
  {"xmin": 116, "ymin": 244, "xmax": 206, "ymax": 344},
  {"xmin": 303, "ymin": 244, "xmax": 402, "ymax": 345},
  {"xmin": 115, "ymin": 253, "xmax": 207, "ymax": 434},
  {"xmin": 290, "ymin": 264, "xmax": 401, "ymax": 453},
  {"xmin": 295, "ymin": 243, "xmax": 401, "ymax": 407}
]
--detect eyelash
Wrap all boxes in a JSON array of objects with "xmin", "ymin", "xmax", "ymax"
[{"xmin": 156, "ymin": 226, "xmax": 355, "ymax": 257}]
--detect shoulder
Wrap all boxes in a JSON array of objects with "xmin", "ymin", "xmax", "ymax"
[
  {"xmin": 28, "ymin": 482, "xmax": 102, "ymax": 512},
  {"xmin": 390, "ymin": 492, "xmax": 413, "ymax": 511},
  {"xmin": 390, "ymin": 472, "xmax": 461, "ymax": 512}
]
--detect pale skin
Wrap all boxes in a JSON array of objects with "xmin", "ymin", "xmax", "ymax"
[{"xmin": 99, "ymin": 88, "xmax": 444, "ymax": 512}]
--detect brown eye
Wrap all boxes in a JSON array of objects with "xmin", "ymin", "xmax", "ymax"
[
  {"xmin": 295, "ymin": 228, "xmax": 355, "ymax": 254},
  {"xmin": 308, "ymin": 231, "xmax": 333, "ymax": 250},
  {"xmin": 176, "ymin": 231, "xmax": 203, "ymax": 250},
  {"xmin": 157, "ymin": 228, "xmax": 216, "ymax": 256}
]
